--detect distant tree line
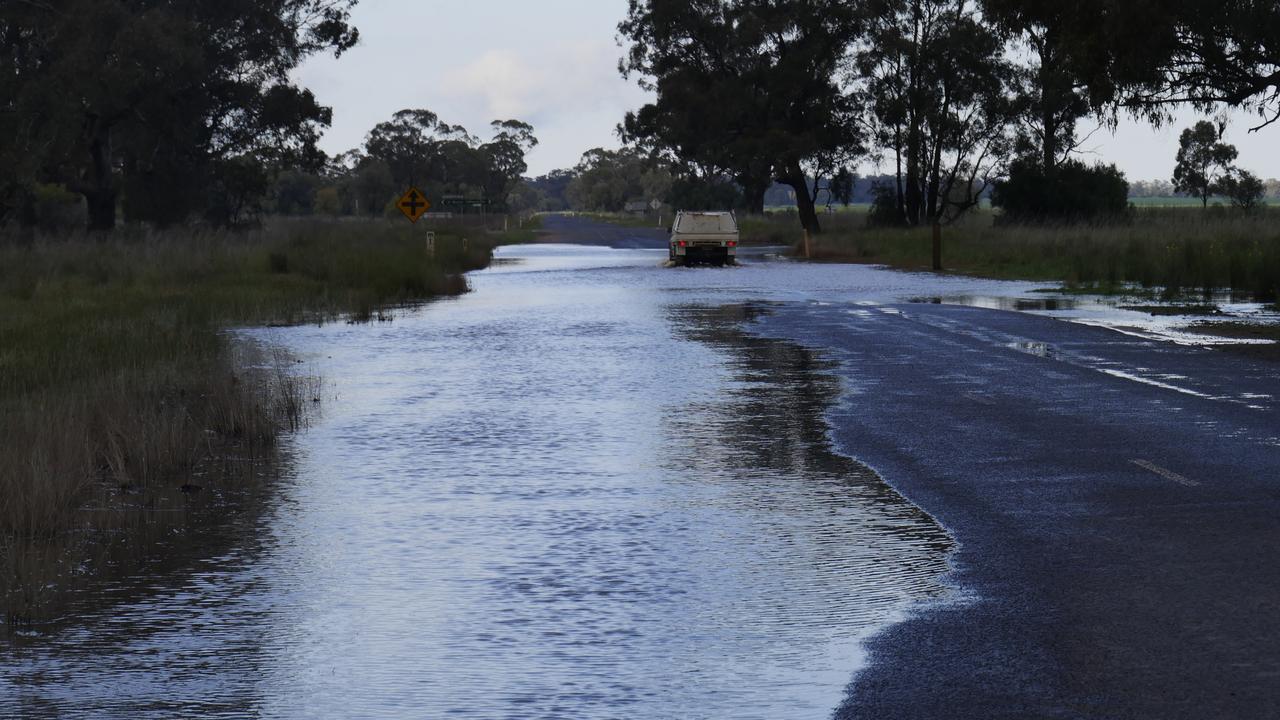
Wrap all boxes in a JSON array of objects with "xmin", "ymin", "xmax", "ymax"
[
  {"xmin": 275, "ymin": 111, "xmax": 538, "ymax": 221},
  {"xmin": 610, "ymin": 0, "xmax": 1280, "ymax": 234}
]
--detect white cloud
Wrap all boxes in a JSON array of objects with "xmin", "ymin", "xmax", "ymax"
[
  {"xmin": 443, "ymin": 42, "xmax": 641, "ymax": 122},
  {"xmin": 433, "ymin": 41, "xmax": 649, "ymax": 174},
  {"xmin": 445, "ymin": 50, "xmax": 542, "ymax": 119},
  {"xmin": 298, "ymin": 1, "xmax": 1279, "ymax": 181}
]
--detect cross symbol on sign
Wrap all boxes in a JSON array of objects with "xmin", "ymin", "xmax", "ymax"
[{"xmin": 397, "ymin": 187, "xmax": 430, "ymax": 223}]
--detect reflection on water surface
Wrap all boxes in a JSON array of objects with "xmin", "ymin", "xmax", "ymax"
[{"xmin": 5, "ymin": 245, "xmax": 962, "ymax": 719}]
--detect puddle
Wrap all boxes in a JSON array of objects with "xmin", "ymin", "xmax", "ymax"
[
  {"xmin": 912, "ymin": 292, "xmax": 1280, "ymax": 349},
  {"xmin": 1008, "ymin": 341, "xmax": 1057, "ymax": 358}
]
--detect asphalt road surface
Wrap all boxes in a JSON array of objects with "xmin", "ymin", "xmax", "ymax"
[
  {"xmin": 538, "ymin": 214, "xmax": 1280, "ymax": 717},
  {"xmin": 11, "ymin": 214, "xmax": 1272, "ymax": 719},
  {"xmin": 538, "ymin": 212, "xmax": 669, "ymax": 248},
  {"xmin": 752, "ymin": 301, "xmax": 1280, "ymax": 719}
]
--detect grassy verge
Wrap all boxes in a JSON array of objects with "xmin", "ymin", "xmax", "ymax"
[
  {"xmin": 1, "ymin": 218, "xmax": 500, "ymax": 624},
  {"xmin": 753, "ymin": 208, "xmax": 1280, "ymax": 301},
  {"xmin": 1179, "ymin": 321, "xmax": 1280, "ymax": 361}
]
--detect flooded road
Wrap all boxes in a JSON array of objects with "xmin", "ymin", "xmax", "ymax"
[
  {"xmin": 2, "ymin": 239, "xmax": 1029, "ymax": 719},
  {"xmin": 6, "ymin": 217, "xmax": 1278, "ymax": 719}
]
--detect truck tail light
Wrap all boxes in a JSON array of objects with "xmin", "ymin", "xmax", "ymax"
[
  {"xmin": 678, "ymin": 240, "xmax": 688, "ymax": 247},
  {"xmin": 727, "ymin": 241, "xmax": 737, "ymax": 247}
]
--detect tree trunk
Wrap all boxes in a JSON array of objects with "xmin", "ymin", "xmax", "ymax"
[
  {"xmin": 905, "ymin": 119, "xmax": 922, "ymax": 226},
  {"xmin": 932, "ymin": 221, "xmax": 943, "ymax": 271},
  {"xmin": 85, "ymin": 189, "xmax": 117, "ymax": 232},
  {"xmin": 1038, "ymin": 34, "xmax": 1059, "ymax": 173},
  {"xmin": 894, "ymin": 123, "xmax": 907, "ymax": 224},
  {"xmin": 739, "ymin": 174, "xmax": 769, "ymax": 215},
  {"xmin": 76, "ymin": 119, "xmax": 117, "ymax": 232},
  {"xmin": 1042, "ymin": 95, "xmax": 1058, "ymax": 174},
  {"xmin": 781, "ymin": 164, "xmax": 821, "ymax": 236}
]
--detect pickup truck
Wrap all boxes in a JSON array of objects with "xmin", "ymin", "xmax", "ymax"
[{"xmin": 669, "ymin": 211, "xmax": 738, "ymax": 266}]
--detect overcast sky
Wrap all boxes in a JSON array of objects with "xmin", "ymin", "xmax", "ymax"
[{"xmin": 295, "ymin": 0, "xmax": 1279, "ymax": 181}]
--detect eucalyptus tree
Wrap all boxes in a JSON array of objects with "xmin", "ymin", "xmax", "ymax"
[
  {"xmin": 564, "ymin": 148, "xmax": 650, "ymax": 212},
  {"xmin": 620, "ymin": 0, "xmax": 864, "ymax": 234},
  {"xmin": 0, "ymin": 0, "xmax": 359, "ymax": 230},
  {"xmin": 481, "ymin": 120, "xmax": 539, "ymax": 206},
  {"xmin": 364, "ymin": 111, "xmax": 537, "ymax": 211},
  {"xmin": 619, "ymin": 1, "xmax": 774, "ymax": 214},
  {"xmin": 1219, "ymin": 170, "xmax": 1266, "ymax": 211},
  {"xmin": 980, "ymin": 0, "xmax": 1093, "ymax": 173},
  {"xmin": 1093, "ymin": 1, "xmax": 1280, "ymax": 130},
  {"xmin": 365, "ymin": 110, "xmax": 449, "ymax": 190},
  {"xmin": 854, "ymin": 0, "xmax": 1017, "ymax": 232},
  {"xmin": 982, "ymin": 1, "xmax": 1280, "ymax": 133},
  {"xmin": 1172, "ymin": 120, "xmax": 1239, "ymax": 207}
]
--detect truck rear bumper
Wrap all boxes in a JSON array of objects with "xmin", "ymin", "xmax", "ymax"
[{"xmin": 671, "ymin": 244, "xmax": 735, "ymax": 265}]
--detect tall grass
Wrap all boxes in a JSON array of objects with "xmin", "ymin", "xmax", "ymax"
[
  {"xmin": 1, "ymin": 218, "xmax": 497, "ymax": 623},
  {"xmin": 746, "ymin": 208, "xmax": 1280, "ymax": 300}
]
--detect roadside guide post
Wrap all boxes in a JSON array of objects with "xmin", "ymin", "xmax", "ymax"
[{"xmin": 425, "ymin": 231, "xmax": 436, "ymax": 258}]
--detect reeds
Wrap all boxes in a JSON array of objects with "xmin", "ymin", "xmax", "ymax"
[
  {"xmin": 1, "ymin": 218, "xmax": 493, "ymax": 622},
  {"xmin": 746, "ymin": 208, "xmax": 1280, "ymax": 300}
]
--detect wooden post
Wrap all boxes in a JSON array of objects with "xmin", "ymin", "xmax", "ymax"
[
  {"xmin": 932, "ymin": 222, "xmax": 942, "ymax": 271},
  {"xmin": 504, "ymin": 215, "xmax": 509, "ymax": 232},
  {"xmin": 803, "ymin": 228, "xmax": 812, "ymax": 259}
]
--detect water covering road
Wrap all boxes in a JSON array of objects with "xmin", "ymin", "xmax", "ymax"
[
  {"xmin": 0, "ymin": 222, "xmax": 1013, "ymax": 719},
  {"xmin": 4, "ymin": 216, "xmax": 1278, "ymax": 718}
]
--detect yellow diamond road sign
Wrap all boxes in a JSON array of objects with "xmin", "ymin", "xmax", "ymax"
[{"xmin": 397, "ymin": 187, "xmax": 430, "ymax": 223}]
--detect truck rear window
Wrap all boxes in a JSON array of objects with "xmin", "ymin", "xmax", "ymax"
[{"xmin": 676, "ymin": 214, "xmax": 737, "ymax": 234}]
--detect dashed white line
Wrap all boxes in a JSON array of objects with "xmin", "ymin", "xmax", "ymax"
[{"xmin": 1131, "ymin": 459, "xmax": 1200, "ymax": 487}]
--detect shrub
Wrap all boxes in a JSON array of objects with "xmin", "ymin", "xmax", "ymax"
[
  {"xmin": 32, "ymin": 183, "xmax": 85, "ymax": 232},
  {"xmin": 1219, "ymin": 170, "xmax": 1266, "ymax": 211},
  {"xmin": 992, "ymin": 159, "xmax": 1130, "ymax": 223},
  {"xmin": 866, "ymin": 181, "xmax": 903, "ymax": 227}
]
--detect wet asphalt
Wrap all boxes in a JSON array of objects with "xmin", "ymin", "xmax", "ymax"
[
  {"xmin": 542, "ymin": 214, "xmax": 1280, "ymax": 718},
  {"xmin": 756, "ymin": 303, "xmax": 1280, "ymax": 720},
  {"xmin": 538, "ymin": 213, "xmax": 670, "ymax": 248}
]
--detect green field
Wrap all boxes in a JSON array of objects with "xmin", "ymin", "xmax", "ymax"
[{"xmin": 1128, "ymin": 196, "xmax": 1228, "ymax": 207}]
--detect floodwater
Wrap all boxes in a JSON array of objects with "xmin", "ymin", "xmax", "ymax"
[{"xmin": 3, "ymin": 244, "xmax": 1265, "ymax": 718}]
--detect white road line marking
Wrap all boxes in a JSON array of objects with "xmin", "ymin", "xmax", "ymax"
[{"xmin": 1131, "ymin": 459, "xmax": 1200, "ymax": 487}]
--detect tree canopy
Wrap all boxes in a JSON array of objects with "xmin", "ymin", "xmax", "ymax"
[
  {"xmin": 1, "ymin": 0, "xmax": 359, "ymax": 230},
  {"xmin": 620, "ymin": 0, "xmax": 863, "ymax": 234}
]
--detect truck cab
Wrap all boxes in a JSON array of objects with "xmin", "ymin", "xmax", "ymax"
[{"xmin": 669, "ymin": 211, "xmax": 738, "ymax": 266}]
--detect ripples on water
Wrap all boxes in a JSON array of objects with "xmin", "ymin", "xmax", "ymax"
[{"xmin": 3, "ymin": 245, "xmax": 955, "ymax": 719}]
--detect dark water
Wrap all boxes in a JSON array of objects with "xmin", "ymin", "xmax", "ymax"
[{"xmin": 2, "ymin": 246, "xmax": 1048, "ymax": 719}]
